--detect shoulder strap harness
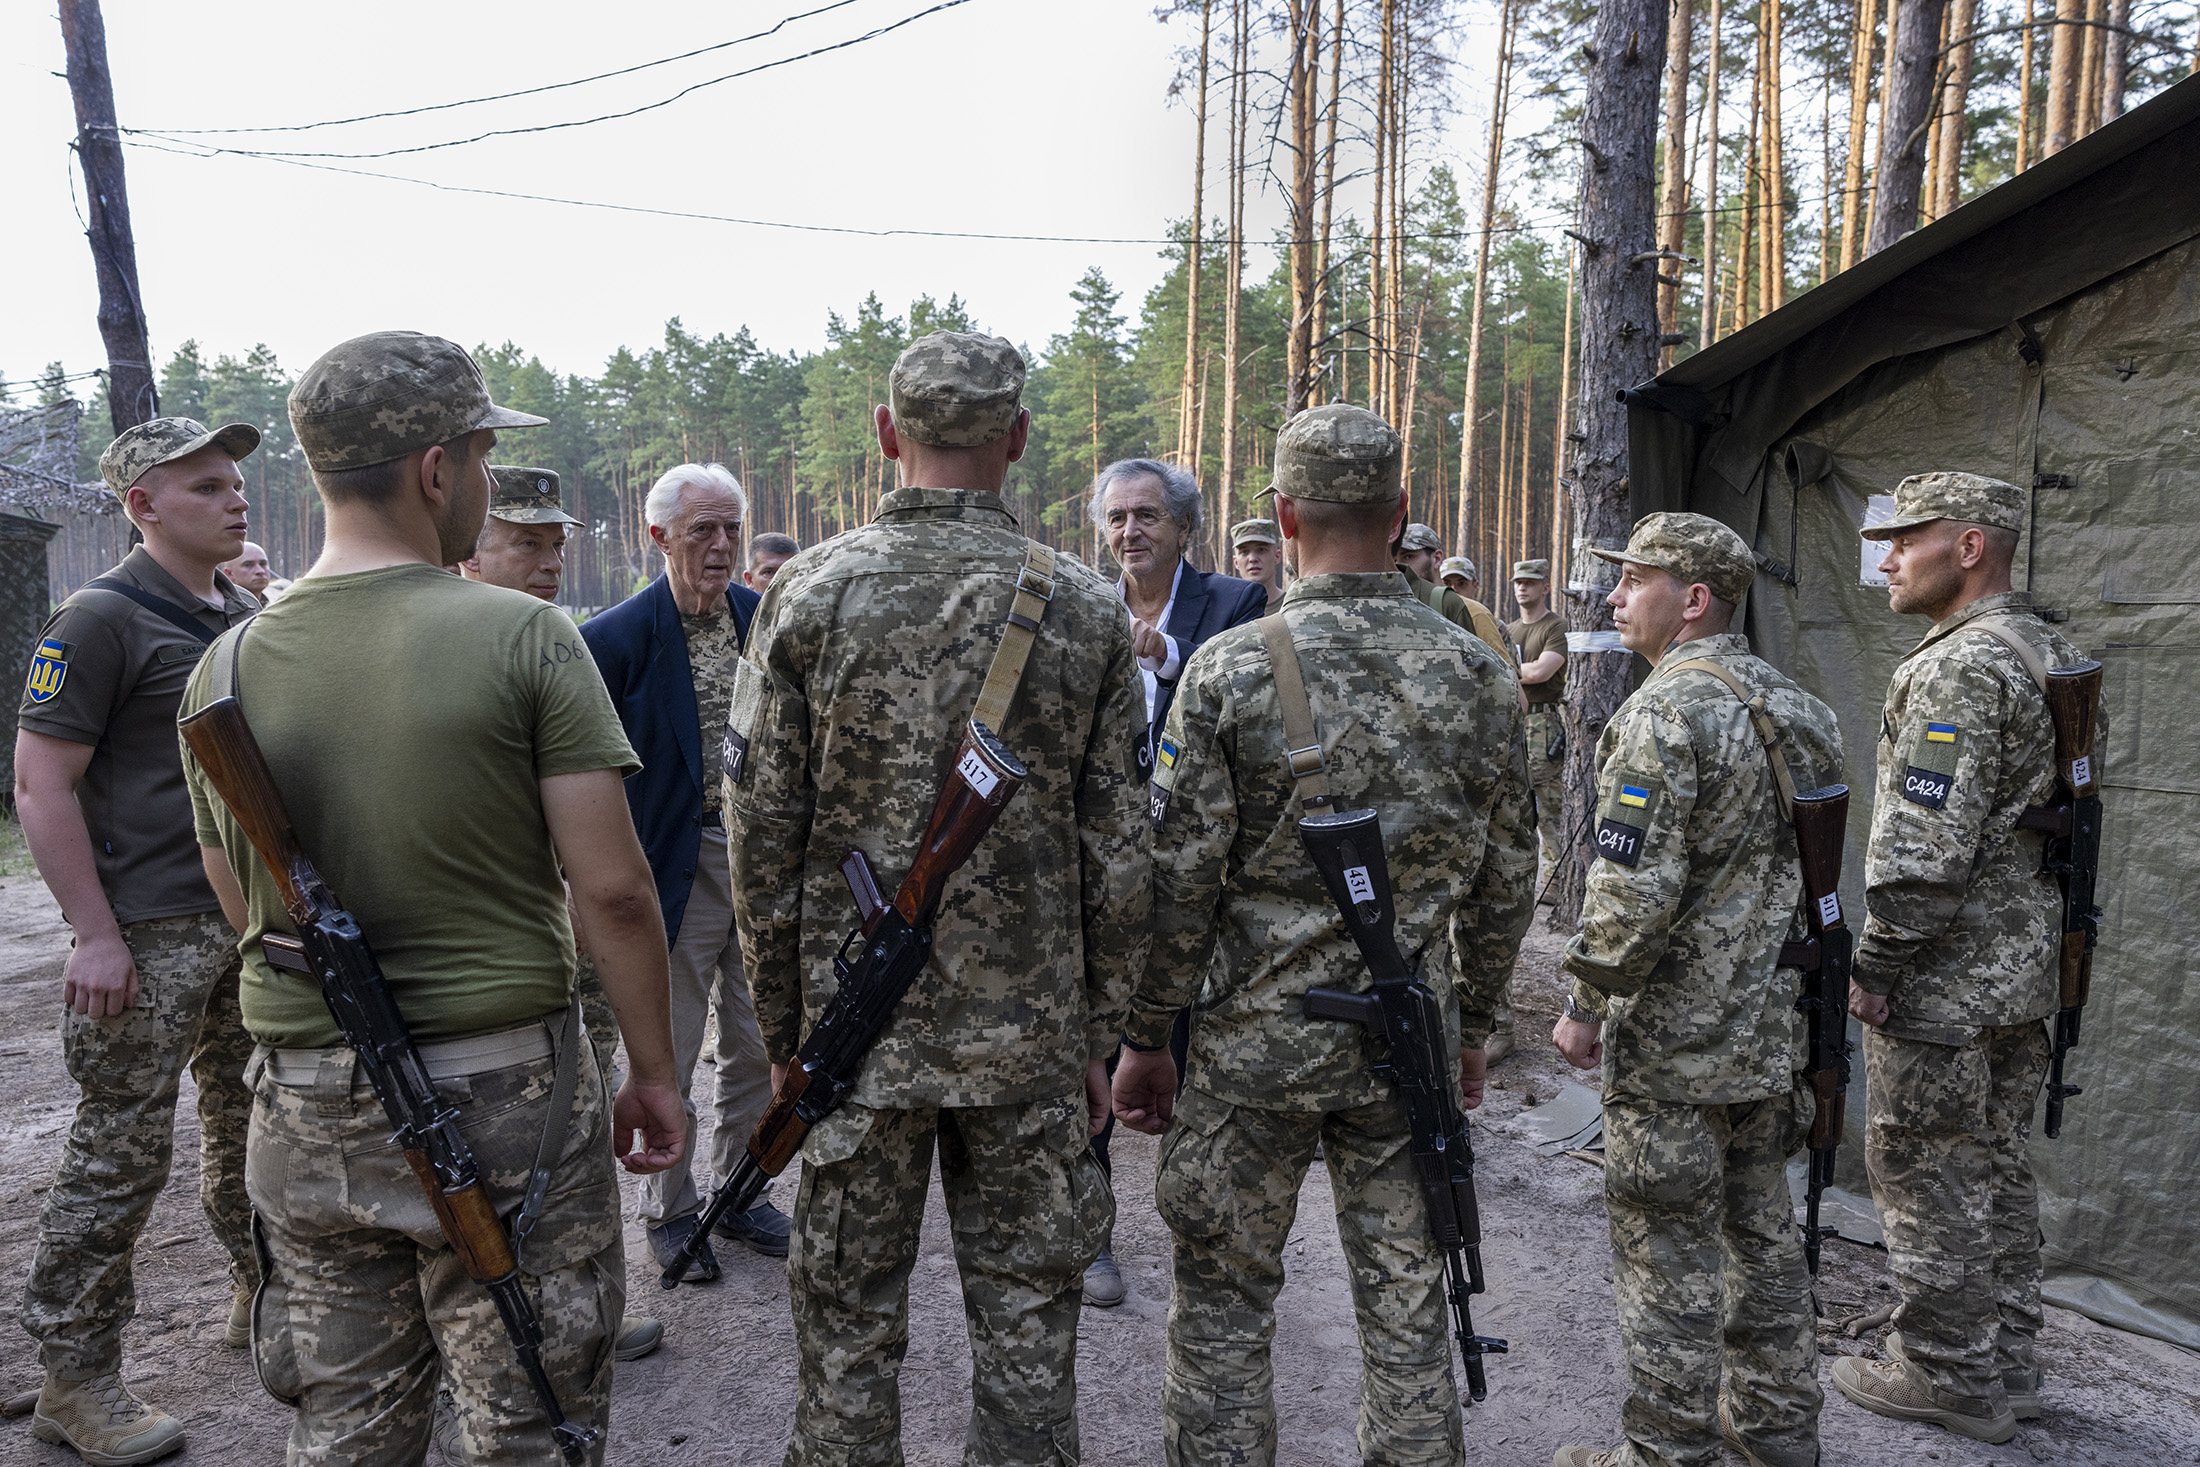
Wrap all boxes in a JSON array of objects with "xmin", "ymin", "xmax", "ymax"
[
  {"xmin": 972, "ymin": 543, "xmax": 1056, "ymax": 732},
  {"xmin": 1660, "ymin": 657, "xmax": 1801, "ymax": 824},
  {"xmin": 1259, "ymin": 612, "xmax": 1334, "ymax": 813}
]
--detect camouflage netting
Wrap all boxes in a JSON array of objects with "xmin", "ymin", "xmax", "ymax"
[{"xmin": 1625, "ymin": 77, "xmax": 2200, "ymax": 1349}]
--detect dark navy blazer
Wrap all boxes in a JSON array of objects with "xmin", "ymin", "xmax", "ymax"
[
  {"xmin": 1150, "ymin": 562, "xmax": 1269, "ymax": 756},
  {"xmin": 580, "ymin": 573, "xmax": 760, "ymax": 945}
]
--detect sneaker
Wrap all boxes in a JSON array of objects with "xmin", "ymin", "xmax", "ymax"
[
  {"xmin": 648, "ymin": 1214, "xmax": 721, "ymax": 1284},
  {"xmin": 1482, "ymin": 1029, "xmax": 1516, "ymax": 1065},
  {"xmin": 1884, "ymin": 1328, "xmax": 2041, "ymax": 1422},
  {"xmin": 31, "ymin": 1372, "xmax": 186, "ymax": 1465},
  {"xmin": 1830, "ymin": 1356, "xmax": 2016, "ymax": 1445},
  {"xmin": 223, "ymin": 1287, "xmax": 251, "ymax": 1350},
  {"xmin": 710, "ymin": 1197, "xmax": 792, "ymax": 1258},
  {"xmin": 1082, "ymin": 1245, "xmax": 1126, "ymax": 1308},
  {"xmin": 1550, "ymin": 1449, "xmax": 1623, "ymax": 1467},
  {"xmin": 613, "ymin": 1314, "xmax": 665, "ymax": 1362}
]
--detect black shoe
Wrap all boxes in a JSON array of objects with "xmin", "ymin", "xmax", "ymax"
[
  {"xmin": 648, "ymin": 1214, "xmax": 721, "ymax": 1283},
  {"xmin": 712, "ymin": 1197, "xmax": 793, "ymax": 1258}
]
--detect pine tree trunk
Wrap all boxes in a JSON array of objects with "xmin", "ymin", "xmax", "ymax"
[
  {"xmin": 1176, "ymin": 0, "xmax": 1212, "ymax": 465},
  {"xmin": 1699, "ymin": 0, "xmax": 1724, "ymax": 347},
  {"xmin": 1766, "ymin": 0, "xmax": 1785, "ymax": 310},
  {"xmin": 2046, "ymin": 0, "xmax": 2081, "ymax": 153},
  {"xmin": 1931, "ymin": 0, "xmax": 1977, "ymax": 217},
  {"xmin": 1218, "ymin": 0, "xmax": 1247, "ymax": 555},
  {"xmin": 2078, "ymin": 0, "xmax": 2104, "ymax": 136},
  {"xmin": 1865, "ymin": 0, "xmax": 1952, "ymax": 253},
  {"xmin": 1285, "ymin": 0, "xmax": 1320, "ymax": 416},
  {"xmin": 2018, "ymin": 0, "xmax": 2036, "ymax": 170},
  {"xmin": 58, "ymin": 0, "xmax": 159, "ymax": 434},
  {"xmin": 1457, "ymin": 0, "xmax": 1515, "ymax": 554},
  {"xmin": 1553, "ymin": 245, "xmax": 1577, "ymax": 584},
  {"xmin": 1658, "ymin": 0, "xmax": 1695, "ymax": 365},
  {"xmin": 1556, "ymin": 0, "xmax": 1669, "ymax": 927},
  {"xmin": 2102, "ymin": 0, "xmax": 2130, "ymax": 119},
  {"xmin": 1311, "ymin": 0, "xmax": 1343, "ymax": 407},
  {"xmin": 1387, "ymin": 27, "xmax": 1410, "ymax": 420},
  {"xmin": 1371, "ymin": 0, "xmax": 1394, "ymax": 419},
  {"xmin": 1840, "ymin": 0, "xmax": 1876, "ymax": 270}
]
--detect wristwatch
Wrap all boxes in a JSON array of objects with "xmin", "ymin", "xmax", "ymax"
[{"xmin": 1563, "ymin": 994, "xmax": 1600, "ymax": 1026}]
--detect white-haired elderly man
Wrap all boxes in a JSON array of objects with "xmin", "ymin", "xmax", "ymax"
[{"xmin": 579, "ymin": 462, "xmax": 790, "ymax": 1280}]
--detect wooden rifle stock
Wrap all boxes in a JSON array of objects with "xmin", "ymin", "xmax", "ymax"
[
  {"xmin": 2042, "ymin": 661, "xmax": 2103, "ymax": 1012},
  {"xmin": 892, "ymin": 724, "xmax": 1022, "ymax": 927},
  {"xmin": 178, "ymin": 697, "xmax": 318, "ymax": 924}
]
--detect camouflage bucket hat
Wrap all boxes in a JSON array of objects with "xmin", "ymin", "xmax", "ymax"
[
  {"xmin": 1230, "ymin": 517, "xmax": 1280, "ymax": 547},
  {"xmin": 1512, "ymin": 558, "xmax": 1551, "ymax": 581},
  {"xmin": 487, "ymin": 465, "xmax": 581, "ymax": 525},
  {"xmin": 1258, "ymin": 404, "xmax": 1402, "ymax": 503},
  {"xmin": 889, "ymin": 331, "xmax": 1027, "ymax": 448},
  {"xmin": 289, "ymin": 331, "xmax": 547, "ymax": 472},
  {"xmin": 1860, "ymin": 471, "xmax": 2027, "ymax": 539},
  {"xmin": 100, "ymin": 416, "xmax": 260, "ymax": 499},
  {"xmin": 1439, "ymin": 555, "xmax": 1477, "ymax": 581},
  {"xmin": 1398, "ymin": 522, "xmax": 1443, "ymax": 553},
  {"xmin": 1591, "ymin": 512, "xmax": 1756, "ymax": 602}
]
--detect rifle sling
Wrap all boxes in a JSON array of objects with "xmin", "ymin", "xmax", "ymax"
[
  {"xmin": 1914, "ymin": 614, "xmax": 2077, "ymax": 828},
  {"xmin": 971, "ymin": 543, "xmax": 1057, "ymax": 735},
  {"xmin": 1660, "ymin": 658, "xmax": 1801, "ymax": 823},
  {"xmin": 1258, "ymin": 613, "xmax": 1333, "ymax": 812},
  {"xmin": 83, "ymin": 575, "xmax": 219, "ymax": 645},
  {"xmin": 207, "ymin": 617, "xmax": 583, "ymax": 1265}
]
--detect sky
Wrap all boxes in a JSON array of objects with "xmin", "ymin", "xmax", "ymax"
[{"xmin": 2, "ymin": 0, "xmax": 1505, "ymax": 398}]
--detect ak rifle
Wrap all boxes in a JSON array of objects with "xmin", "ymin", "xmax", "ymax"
[
  {"xmin": 1778, "ymin": 785, "xmax": 1853, "ymax": 1280},
  {"xmin": 2013, "ymin": 660, "xmax": 2104, "ymax": 1139}
]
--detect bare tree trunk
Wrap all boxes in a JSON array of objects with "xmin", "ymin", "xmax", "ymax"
[
  {"xmin": 1371, "ymin": 0, "xmax": 1394, "ymax": 419},
  {"xmin": 2046, "ymin": 0, "xmax": 2080, "ymax": 153},
  {"xmin": 2018, "ymin": 0, "xmax": 2036, "ymax": 169},
  {"xmin": 1176, "ymin": 0, "xmax": 1212, "ymax": 465},
  {"xmin": 1840, "ymin": 0, "xmax": 1877, "ymax": 269},
  {"xmin": 1820, "ymin": 88, "xmax": 1836, "ymax": 282},
  {"xmin": 1285, "ymin": 0, "xmax": 1321, "ymax": 415},
  {"xmin": 2102, "ymin": 0, "xmax": 2130, "ymax": 118},
  {"xmin": 1699, "ymin": 0, "xmax": 1724, "ymax": 348},
  {"xmin": 1311, "ymin": 0, "xmax": 1343, "ymax": 408},
  {"xmin": 1930, "ymin": 0, "xmax": 1977, "ymax": 218},
  {"xmin": 1864, "ymin": 0, "xmax": 1901, "ymax": 245},
  {"xmin": 1865, "ymin": 0, "xmax": 1952, "ymax": 253},
  {"xmin": 1556, "ymin": 0, "xmax": 1668, "ymax": 926},
  {"xmin": 1737, "ymin": 57, "xmax": 1761, "ymax": 330},
  {"xmin": 1658, "ymin": 0, "xmax": 1696, "ymax": 366},
  {"xmin": 1387, "ymin": 26, "xmax": 1411, "ymax": 421},
  {"xmin": 1457, "ymin": 0, "xmax": 1516, "ymax": 553},
  {"xmin": 1553, "ymin": 244, "xmax": 1576, "ymax": 582},
  {"xmin": 2078, "ymin": 0, "xmax": 2105, "ymax": 136},
  {"xmin": 1400, "ymin": 298, "xmax": 1428, "ymax": 494},
  {"xmin": 1218, "ymin": 0, "xmax": 1247, "ymax": 553},
  {"xmin": 58, "ymin": 0, "xmax": 158, "ymax": 435},
  {"xmin": 1767, "ymin": 0, "xmax": 1786, "ymax": 310}
]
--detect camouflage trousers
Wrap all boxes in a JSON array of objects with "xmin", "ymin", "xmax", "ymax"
[
  {"xmin": 245, "ymin": 1024, "xmax": 622, "ymax": 1466},
  {"xmin": 1155, "ymin": 1084, "xmax": 1464, "ymax": 1467},
  {"xmin": 1862, "ymin": 1020, "xmax": 2050, "ymax": 1406},
  {"xmin": 786, "ymin": 1089, "xmax": 1112, "ymax": 1467},
  {"xmin": 21, "ymin": 910, "xmax": 257, "ymax": 1380},
  {"xmin": 1526, "ymin": 705, "xmax": 1566, "ymax": 869},
  {"xmin": 1601, "ymin": 1088, "xmax": 1821, "ymax": 1467}
]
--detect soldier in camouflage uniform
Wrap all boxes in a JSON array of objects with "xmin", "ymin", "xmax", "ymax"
[
  {"xmin": 17, "ymin": 417, "xmax": 263, "ymax": 1465},
  {"xmin": 1114, "ymin": 404, "xmax": 1537, "ymax": 1467},
  {"xmin": 1831, "ymin": 473, "xmax": 2087, "ymax": 1447},
  {"xmin": 1550, "ymin": 514, "xmax": 1842, "ymax": 1467},
  {"xmin": 724, "ymin": 331, "xmax": 1149, "ymax": 1467}
]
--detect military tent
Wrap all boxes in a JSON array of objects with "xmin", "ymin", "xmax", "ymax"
[{"xmin": 1621, "ymin": 75, "xmax": 2200, "ymax": 1349}]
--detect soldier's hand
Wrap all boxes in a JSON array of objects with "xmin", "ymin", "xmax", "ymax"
[
  {"xmin": 1130, "ymin": 617, "xmax": 1169, "ymax": 665},
  {"xmin": 1850, "ymin": 987, "xmax": 1891, "ymax": 1027},
  {"xmin": 1085, "ymin": 1058, "xmax": 1112, "ymax": 1136},
  {"xmin": 1552, "ymin": 1014, "xmax": 1602, "ymax": 1070},
  {"xmin": 1459, "ymin": 1047, "xmax": 1488, "ymax": 1111},
  {"xmin": 612, "ymin": 1078, "xmax": 688, "ymax": 1175},
  {"xmin": 1113, "ymin": 1046, "xmax": 1179, "ymax": 1135},
  {"xmin": 64, "ymin": 932, "xmax": 139, "ymax": 1018}
]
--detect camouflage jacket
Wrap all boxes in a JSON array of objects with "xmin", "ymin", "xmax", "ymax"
[
  {"xmin": 724, "ymin": 488, "xmax": 1151, "ymax": 1109},
  {"xmin": 1857, "ymin": 592, "xmax": 2087, "ymax": 1044},
  {"xmin": 1562, "ymin": 633, "xmax": 1844, "ymax": 1104},
  {"xmin": 1132, "ymin": 572, "xmax": 1536, "ymax": 1113}
]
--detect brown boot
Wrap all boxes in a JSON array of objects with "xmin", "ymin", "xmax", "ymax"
[
  {"xmin": 1884, "ymin": 1328, "xmax": 2041, "ymax": 1421},
  {"xmin": 31, "ymin": 1372, "xmax": 186, "ymax": 1465},
  {"xmin": 1831, "ymin": 1356, "xmax": 2016, "ymax": 1444}
]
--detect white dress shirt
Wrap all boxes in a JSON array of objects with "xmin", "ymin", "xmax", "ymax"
[{"xmin": 1119, "ymin": 559, "xmax": 1186, "ymax": 726}]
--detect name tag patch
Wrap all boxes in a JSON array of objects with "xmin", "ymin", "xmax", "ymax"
[
  {"xmin": 1596, "ymin": 818, "xmax": 1646, "ymax": 867},
  {"xmin": 1902, "ymin": 765, "xmax": 1952, "ymax": 809},
  {"xmin": 1149, "ymin": 781, "xmax": 1171, "ymax": 831},
  {"xmin": 721, "ymin": 727, "xmax": 750, "ymax": 785}
]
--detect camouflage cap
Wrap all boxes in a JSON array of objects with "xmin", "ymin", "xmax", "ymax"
[
  {"xmin": 99, "ymin": 416, "xmax": 260, "ymax": 499},
  {"xmin": 288, "ymin": 331, "xmax": 547, "ymax": 472},
  {"xmin": 1230, "ymin": 517, "xmax": 1280, "ymax": 547},
  {"xmin": 1258, "ymin": 404, "xmax": 1402, "ymax": 503},
  {"xmin": 487, "ymin": 465, "xmax": 581, "ymax": 525},
  {"xmin": 888, "ymin": 331, "xmax": 1026, "ymax": 448},
  {"xmin": 1438, "ymin": 555, "xmax": 1477, "ymax": 581},
  {"xmin": 1512, "ymin": 558, "xmax": 1552, "ymax": 581},
  {"xmin": 1591, "ymin": 511, "xmax": 1756, "ymax": 601},
  {"xmin": 1399, "ymin": 522, "xmax": 1443, "ymax": 553},
  {"xmin": 1860, "ymin": 470, "xmax": 2027, "ymax": 539}
]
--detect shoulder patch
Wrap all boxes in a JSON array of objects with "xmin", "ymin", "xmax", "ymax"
[
  {"xmin": 25, "ymin": 638, "xmax": 72, "ymax": 703},
  {"xmin": 1148, "ymin": 734, "xmax": 1185, "ymax": 831},
  {"xmin": 722, "ymin": 658, "xmax": 768, "ymax": 785},
  {"xmin": 1593, "ymin": 773, "xmax": 1660, "ymax": 868}
]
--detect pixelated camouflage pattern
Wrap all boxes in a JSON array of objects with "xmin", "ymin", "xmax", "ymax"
[
  {"xmin": 98, "ymin": 416, "xmax": 260, "ymax": 497},
  {"xmin": 683, "ymin": 605, "xmax": 742, "ymax": 819},
  {"xmin": 1601, "ymin": 1090, "xmax": 1822, "ymax": 1467},
  {"xmin": 487, "ymin": 464, "xmax": 581, "ymax": 525},
  {"xmin": 887, "ymin": 331, "xmax": 1027, "ymax": 448},
  {"xmin": 1437, "ymin": 556, "xmax": 1476, "ymax": 582},
  {"xmin": 1561, "ymin": 634, "xmax": 1845, "ymax": 1104},
  {"xmin": 783, "ymin": 1091, "xmax": 1111, "ymax": 1467},
  {"xmin": 1589, "ymin": 511, "xmax": 1757, "ymax": 603},
  {"xmin": 1155, "ymin": 1083, "xmax": 1465, "ymax": 1467},
  {"xmin": 1525, "ymin": 706, "xmax": 1565, "ymax": 868},
  {"xmin": 1510, "ymin": 559, "xmax": 1550, "ymax": 581},
  {"xmin": 1230, "ymin": 518, "xmax": 1280, "ymax": 547},
  {"xmin": 20, "ymin": 911, "xmax": 257, "ymax": 1380},
  {"xmin": 245, "ymin": 1034, "xmax": 620, "ymax": 1464},
  {"xmin": 1397, "ymin": 522, "xmax": 1443, "ymax": 552},
  {"xmin": 1854, "ymin": 593, "xmax": 2088, "ymax": 1044},
  {"xmin": 1133, "ymin": 572, "xmax": 1536, "ymax": 1106},
  {"xmin": 726, "ymin": 487, "xmax": 1149, "ymax": 1108},
  {"xmin": 1862, "ymin": 1021, "xmax": 2050, "ymax": 1407},
  {"xmin": 1861, "ymin": 471, "xmax": 2029, "ymax": 538},
  {"xmin": 1257, "ymin": 405, "xmax": 1403, "ymax": 504},
  {"xmin": 288, "ymin": 331, "xmax": 547, "ymax": 472}
]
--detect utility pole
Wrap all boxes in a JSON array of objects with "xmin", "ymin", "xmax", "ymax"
[{"xmin": 59, "ymin": 0, "xmax": 158, "ymax": 435}]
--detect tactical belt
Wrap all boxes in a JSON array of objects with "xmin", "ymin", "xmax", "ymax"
[
  {"xmin": 1259, "ymin": 612, "xmax": 1334, "ymax": 813},
  {"xmin": 972, "ymin": 542, "xmax": 1056, "ymax": 733}
]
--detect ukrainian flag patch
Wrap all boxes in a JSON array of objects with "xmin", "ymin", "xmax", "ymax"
[
  {"xmin": 1618, "ymin": 784, "xmax": 1650, "ymax": 809},
  {"xmin": 1925, "ymin": 723, "xmax": 1957, "ymax": 743},
  {"xmin": 24, "ymin": 638, "xmax": 71, "ymax": 704},
  {"xmin": 1157, "ymin": 737, "xmax": 1179, "ymax": 770}
]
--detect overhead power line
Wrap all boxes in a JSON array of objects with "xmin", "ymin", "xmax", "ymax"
[
  {"xmin": 137, "ymin": 0, "xmax": 870, "ymax": 136},
  {"xmin": 121, "ymin": 0, "xmax": 981, "ymax": 161}
]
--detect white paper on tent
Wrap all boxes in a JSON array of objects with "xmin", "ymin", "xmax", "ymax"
[{"xmin": 1859, "ymin": 496, "xmax": 1895, "ymax": 587}]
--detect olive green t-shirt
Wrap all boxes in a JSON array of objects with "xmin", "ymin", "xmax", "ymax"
[
  {"xmin": 1507, "ymin": 609, "xmax": 1568, "ymax": 706},
  {"xmin": 182, "ymin": 564, "xmax": 639, "ymax": 1048}
]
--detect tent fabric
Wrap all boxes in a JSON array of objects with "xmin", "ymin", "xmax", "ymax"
[{"xmin": 1623, "ymin": 77, "xmax": 2200, "ymax": 1350}]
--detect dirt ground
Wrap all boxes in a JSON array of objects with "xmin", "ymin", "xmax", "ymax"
[{"xmin": 3, "ymin": 845, "xmax": 2196, "ymax": 1466}]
